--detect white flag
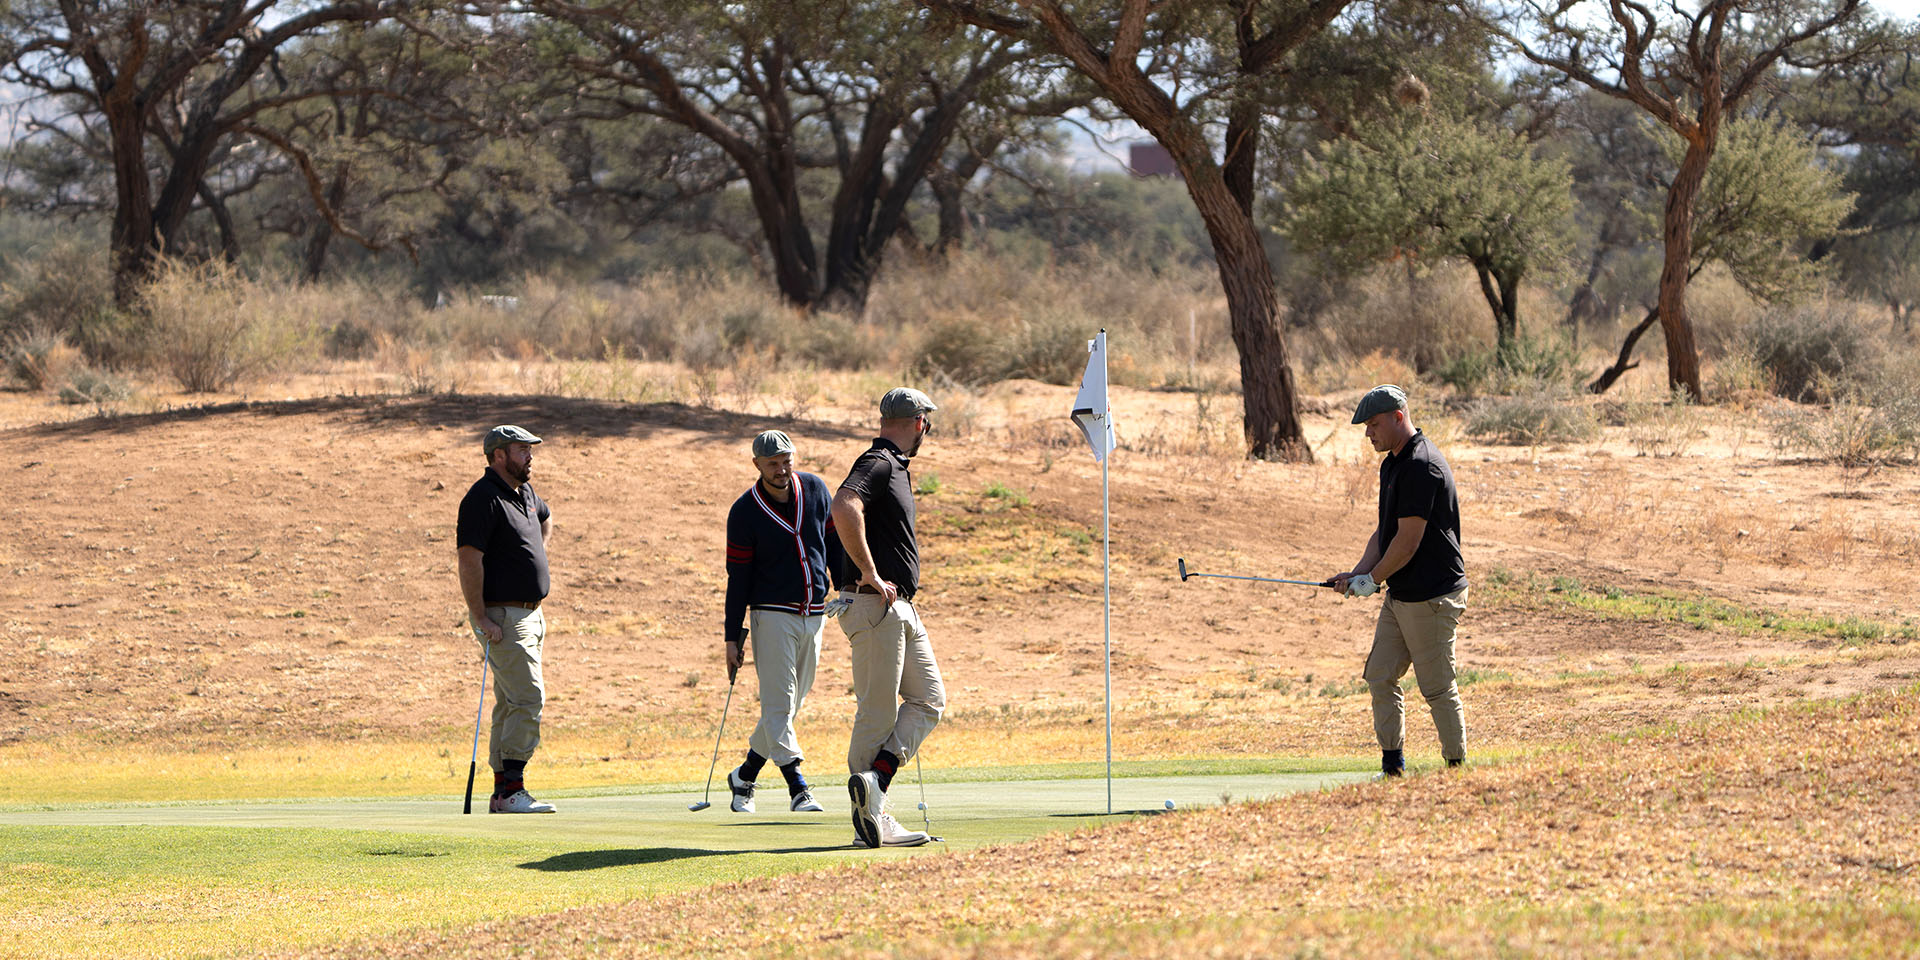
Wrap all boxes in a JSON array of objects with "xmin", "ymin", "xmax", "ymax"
[{"xmin": 1070, "ymin": 330, "xmax": 1114, "ymax": 462}]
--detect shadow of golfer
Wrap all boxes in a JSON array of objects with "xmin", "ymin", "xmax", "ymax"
[{"xmin": 519, "ymin": 844, "xmax": 852, "ymax": 871}]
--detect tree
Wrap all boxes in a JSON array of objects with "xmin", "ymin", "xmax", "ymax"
[
  {"xmin": 1284, "ymin": 107, "xmax": 1574, "ymax": 365},
  {"xmin": 520, "ymin": 0, "xmax": 1030, "ymax": 314},
  {"xmin": 0, "ymin": 0, "xmax": 407, "ymax": 305},
  {"xmin": 1478, "ymin": 0, "xmax": 1877, "ymax": 400},
  {"xmin": 1588, "ymin": 118, "xmax": 1853, "ymax": 392},
  {"xmin": 924, "ymin": 0, "xmax": 1362, "ymax": 461}
]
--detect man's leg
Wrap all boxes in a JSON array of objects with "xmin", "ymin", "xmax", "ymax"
[
  {"xmin": 1362, "ymin": 601, "xmax": 1412, "ymax": 776},
  {"xmin": 484, "ymin": 605, "xmax": 552, "ymax": 812},
  {"xmin": 843, "ymin": 594, "xmax": 910, "ymax": 847},
  {"xmin": 1401, "ymin": 587, "xmax": 1469, "ymax": 764},
  {"xmin": 880, "ymin": 600, "xmax": 945, "ymax": 764}
]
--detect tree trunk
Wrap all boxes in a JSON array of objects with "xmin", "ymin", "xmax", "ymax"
[
  {"xmin": 1589, "ymin": 306, "xmax": 1660, "ymax": 394},
  {"xmin": 1472, "ymin": 261, "xmax": 1518, "ymax": 366},
  {"xmin": 104, "ymin": 99, "xmax": 155, "ymax": 308},
  {"xmin": 303, "ymin": 163, "xmax": 351, "ymax": 282},
  {"xmin": 1187, "ymin": 168, "xmax": 1309, "ymax": 461},
  {"xmin": 1657, "ymin": 143, "xmax": 1709, "ymax": 400},
  {"xmin": 929, "ymin": 164, "xmax": 967, "ymax": 255}
]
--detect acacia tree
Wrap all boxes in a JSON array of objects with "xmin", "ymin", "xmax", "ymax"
[
  {"xmin": 1284, "ymin": 108, "xmax": 1574, "ymax": 365},
  {"xmin": 517, "ymin": 0, "xmax": 1031, "ymax": 314},
  {"xmin": 924, "ymin": 0, "xmax": 1359, "ymax": 461},
  {"xmin": 1477, "ymin": 0, "xmax": 1876, "ymax": 401},
  {"xmin": 0, "ymin": 0, "xmax": 409, "ymax": 305}
]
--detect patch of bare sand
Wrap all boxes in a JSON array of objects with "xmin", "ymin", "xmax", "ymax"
[{"xmin": 4, "ymin": 383, "xmax": 1917, "ymax": 761}]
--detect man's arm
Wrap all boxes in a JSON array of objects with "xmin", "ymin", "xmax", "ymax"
[
  {"xmin": 831, "ymin": 487, "xmax": 897, "ymax": 603},
  {"xmin": 458, "ymin": 546, "xmax": 503, "ymax": 644},
  {"xmin": 723, "ymin": 503, "xmax": 752, "ymax": 683},
  {"xmin": 1367, "ymin": 517, "xmax": 1427, "ymax": 584}
]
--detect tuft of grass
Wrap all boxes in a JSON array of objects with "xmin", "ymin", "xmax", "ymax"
[
  {"xmin": 1478, "ymin": 566, "xmax": 1913, "ymax": 643},
  {"xmin": 980, "ymin": 481, "xmax": 1030, "ymax": 507}
]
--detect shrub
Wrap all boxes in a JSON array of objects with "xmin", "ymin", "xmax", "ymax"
[
  {"xmin": 140, "ymin": 261, "xmax": 320, "ymax": 392},
  {"xmin": 1465, "ymin": 389, "xmax": 1600, "ymax": 445},
  {"xmin": 1746, "ymin": 301, "xmax": 1878, "ymax": 401},
  {"xmin": 57, "ymin": 366, "xmax": 132, "ymax": 406},
  {"xmin": 4, "ymin": 329, "xmax": 80, "ymax": 391},
  {"xmin": 0, "ymin": 240, "xmax": 134, "ymax": 368}
]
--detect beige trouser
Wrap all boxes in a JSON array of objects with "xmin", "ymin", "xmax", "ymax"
[
  {"xmin": 840, "ymin": 593, "xmax": 946, "ymax": 774},
  {"xmin": 1363, "ymin": 586, "xmax": 1468, "ymax": 761},
  {"xmin": 746, "ymin": 609, "xmax": 824, "ymax": 767},
  {"xmin": 472, "ymin": 604, "xmax": 545, "ymax": 773}
]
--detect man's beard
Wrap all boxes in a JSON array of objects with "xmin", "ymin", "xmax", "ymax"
[
  {"xmin": 504, "ymin": 460, "xmax": 531, "ymax": 484},
  {"xmin": 906, "ymin": 432, "xmax": 924, "ymax": 458}
]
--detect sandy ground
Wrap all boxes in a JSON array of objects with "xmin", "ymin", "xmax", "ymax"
[{"xmin": 5, "ymin": 366, "xmax": 1918, "ymax": 757}]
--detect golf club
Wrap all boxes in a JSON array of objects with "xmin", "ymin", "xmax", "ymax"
[
  {"xmin": 1177, "ymin": 557, "xmax": 1334, "ymax": 588},
  {"xmin": 913, "ymin": 752, "xmax": 942, "ymax": 841},
  {"xmin": 463, "ymin": 653, "xmax": 490, "ymax": 815},
  {"xmin": 688, "ymin": 678, "xmax": 737, "ymax": 812}
]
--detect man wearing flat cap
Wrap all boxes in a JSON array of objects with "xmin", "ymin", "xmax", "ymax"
[
  {"xmin": 831, "ymin": 387, "xmax": 944, "ymax": 848},
  {"xmin": 1330, "ymin": 384, "xmax": 1469, "ymax": 778},
  {"xmin": 721, "ymin": 429, "xmax": 838, "ymax": 814},
  {"xmin": 457, "ymin": 424, "xmax": 557, "ymax": 813}
]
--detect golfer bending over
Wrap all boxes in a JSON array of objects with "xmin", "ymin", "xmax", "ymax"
[
  {"xmin": 721, "ymin": 430, "xmax": 835, "ymax": 814},
  {"xmin": 831, "ymin": 388, "xmax": 944, "ymax": 848},
  {"xmin": 457, "ymin": 425, "xmax": 558, "ymax": 813},
  {"xmin": 1331, "ymin": 385, "xmax": 1470, "ymax": 778}
]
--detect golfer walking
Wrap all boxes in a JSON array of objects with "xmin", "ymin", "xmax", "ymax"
[
  {"xmin": 832, "ymin": 388, "xmax": 944, "ymax": 848},
  {"xmin": 1331, "ymin": 385, "xmax": 1469, "ymax": 778},
  {"xmin": 721, "ymin": 430, "xmax": 834, "ymax": 814},
  {"xmin": 456, "ymin": 424, "xmax": 558, "ymax": 813}
]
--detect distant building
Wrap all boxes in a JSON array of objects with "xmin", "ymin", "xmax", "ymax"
[{"xmin": 1128, "ymin": 143, "xmax": 1178, "ymax": 179}]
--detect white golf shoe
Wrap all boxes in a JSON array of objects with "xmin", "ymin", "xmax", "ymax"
[
  {"xmin": 876, "ymin": 812, "xmax": 931, "ymax": 847},
  {"xmin": 728, "ymin": 767, "xmax": 756, "ymax": 813},
  {"xmin": 489, "ymin": 789, "xmax": 556, "ymax": 814},
  {"xmin": 789, "ymin": 788, "xmax": 825, "ymax": 812},
  {"xmin": 847, "ymin": 771, "xmax": 883, "ymax": 848}
]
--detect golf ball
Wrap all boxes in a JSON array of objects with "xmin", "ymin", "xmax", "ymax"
[
  {"xmin": 1164, "ymin": 799, "xmax": 1175, "ymax": 810},
  {"xmin": 917, "ymin": 801, "xmax": 927, "ymax": 810}
]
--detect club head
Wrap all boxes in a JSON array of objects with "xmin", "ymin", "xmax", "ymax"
[
  {"xmin": 688, "ymin": 801, "xmax": 711, "ymax": 812},
  {"xmin": 1177, "ymin": 558, "xmax": 1188, "ymax": 581}
]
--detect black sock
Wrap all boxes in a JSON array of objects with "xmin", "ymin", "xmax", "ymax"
[
  {"xmin": 872, "ymin": 750, "xmax": 899, "ymax": 792},
  {"xmin": 740, "ymin": 749, "xmax": 768, "ymax": 781},
  {"xmin": 1382, "ymin": 749, "xmax": 1404, "ymax": 776},
  {"xmin": 779, "ymin": 760, "xmax": 807, "ymax": 797},
  {"xmin": 1446, "ymin": 757, "xmax": 1464, "ymax": 768},
  {"xmin": 498, "ymin": 759, "xmax": 527, "ymax": 797}
]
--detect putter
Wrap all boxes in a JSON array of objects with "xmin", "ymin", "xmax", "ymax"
[
  {"xmin": 463, "ymin": 653, "xmax": 490, "ymax": 815},
  {"xmin": 1177, "ymin": 557, "xmax": 1334, "ymax": 588},
  {"xmin": 913, "ymin": 752, "xmax": 942, "ymax": 842},
  {"xmin": 688, "ymin": 678, "xmax": 737, "ymax": 812}
]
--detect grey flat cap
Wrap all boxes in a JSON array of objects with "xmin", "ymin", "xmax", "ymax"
[
  {"xmin": 484, "ymin": 424, "xmax": 542, "ymax": 454},
  {"xmin": 879, "ymin": 386, "xmax": 938, "ymax": 419},
  {"xmin": 1351, "ymin": 384, "xmax": 1408, "ymax": 424},
  {"xmin": 752, "ymin": 429, "xmax": 795, "ymax": 458}
]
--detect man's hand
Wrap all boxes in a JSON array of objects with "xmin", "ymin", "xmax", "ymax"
[
  {"xmin": 725, "ymin": 638, "xmax": 744, "ymax": 683},
  {"xmin": 474, "ymin": 615, "xmax": 504, "ymax": 645},
  {"xmin": 860, "ymin": 569, "xmax": 898, "ymax": 604}
]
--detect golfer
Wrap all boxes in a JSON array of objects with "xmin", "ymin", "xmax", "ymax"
[
  {"xmin": 456, "ymin": 424, "xmax": 557, "ymax": 813},
  {"xmin": 721, "ymin": 430, "xmax": 834, "ymax": 814},
  {"xmin": 831, "ymin": 387, "xmax": 944, "ymax": 848},
  {"xmin": 1331, "ymin": 385, "xmax": 1469, "ymax": 778}
]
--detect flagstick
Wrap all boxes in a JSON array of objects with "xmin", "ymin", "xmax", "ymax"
[{"xmin": 1101, "ymin": 330, "xmax": 1112, "ymax": 816}]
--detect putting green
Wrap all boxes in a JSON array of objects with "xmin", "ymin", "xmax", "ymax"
[{"xmin": 1, "ymin": 770, "xmax": 1369, "ymax": 960}]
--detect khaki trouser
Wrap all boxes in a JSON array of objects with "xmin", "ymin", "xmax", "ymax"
[
  {"xmin": 1363, "ymin": 586, "xmax": 1468, "ymax": 761},
  {"xmin": 746, "ymin": 609, "xmax": 824, "ymax": 767},
  {"xmin": 840, "ymin": 593, "xmax": 945, "ymax": 774},
  {"xmin": 472, "ymin": 604, "xmax": 545, "ymax": 773}
]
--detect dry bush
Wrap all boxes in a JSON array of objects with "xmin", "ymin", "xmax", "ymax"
[
  {"xmin": 139, "ymin": 261, "xmax": 322, "ymax": 392},
  {"xmin": 1684, "ymin": 268, "xmax": 1768, "ymax": 359},
  {"xmin": 56, "ymin": 366, "xmax": 132, "ymax": 407},
  {"xmin": 4, "ymin": 328, "xmax": 80, "ymax": 391},
  {"xmin": 0, "ymin": 239, "xmax": 134, "ymax": 368},
  {"xmin": 1745, "ymin": 299, "xmax": 1882, "ymax": 402},
  {"xmin": 1302, "ymin": 263, "xmax": 1493, "ymax": 380},
  {"xmin": 1464, "ymin": 388, "xmax": 1600, "ymax": 446}
]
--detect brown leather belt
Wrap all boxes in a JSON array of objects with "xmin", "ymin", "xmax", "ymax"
[{"xmin": 491, "ymin": 599, "xmax": 542, "ymax": 610}]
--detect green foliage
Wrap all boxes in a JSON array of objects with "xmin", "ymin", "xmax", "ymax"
[
  {"xmin": 1640, "ymin": 119, "xmax": 1854, "ymax": 303},
  {"xmin": 1282, "ymin": 107, "xmax": 1573, "ymax": 357},
  {"xmin": 981, "ymin": 481, "xmax": 1029, "ymax": 507},
  {"xmin": 56, "ymin": 367, "xmax": 132, "ymax": 406},
  {"xmin": 1436, "ymin": 333, "xmax": 1581, "ymax": 396}
]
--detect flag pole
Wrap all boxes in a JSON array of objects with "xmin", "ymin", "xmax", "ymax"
[{"xmin": 1101, "ymin": 329, "xmax": 1112, "ymax": 816}]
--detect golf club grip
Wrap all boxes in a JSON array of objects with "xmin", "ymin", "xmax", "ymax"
[{"xmin": 463, "ymin": 760, "xmax": 476, "ymax": 814}]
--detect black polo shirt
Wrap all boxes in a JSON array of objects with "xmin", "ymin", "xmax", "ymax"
[
  {"xmin": 1377, "ymin": 430, "xmax": 1466, "ymax": 603},
  {"xmin": 834, "ymin": 438, "xmax": 920, "ymax": 599},
  {"xmin": 457, "ymin": 469, "xmax": 551, "ymax": 603}
]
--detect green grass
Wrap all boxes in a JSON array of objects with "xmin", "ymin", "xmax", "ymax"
[
  {"xmin": 1478, "ymin": 566, "xmax": 1918, "ymax": 644},
  {"xmin": 0, "ymin": 767, "xmax": 1370, "ymax": 960}
]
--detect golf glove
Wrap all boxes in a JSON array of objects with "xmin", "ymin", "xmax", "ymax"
[
  {"xmin": 1347, "ymin": 574, "xmax": 1377, "ymax": 597},
  {"xmin": 824, "ymin": 595, "xmax": 855, "ymax": 618}
]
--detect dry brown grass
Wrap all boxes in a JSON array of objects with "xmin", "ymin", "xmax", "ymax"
[{"xmin": 287, "ymin": 687, "xmax": 1920, "ymax": 960}]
